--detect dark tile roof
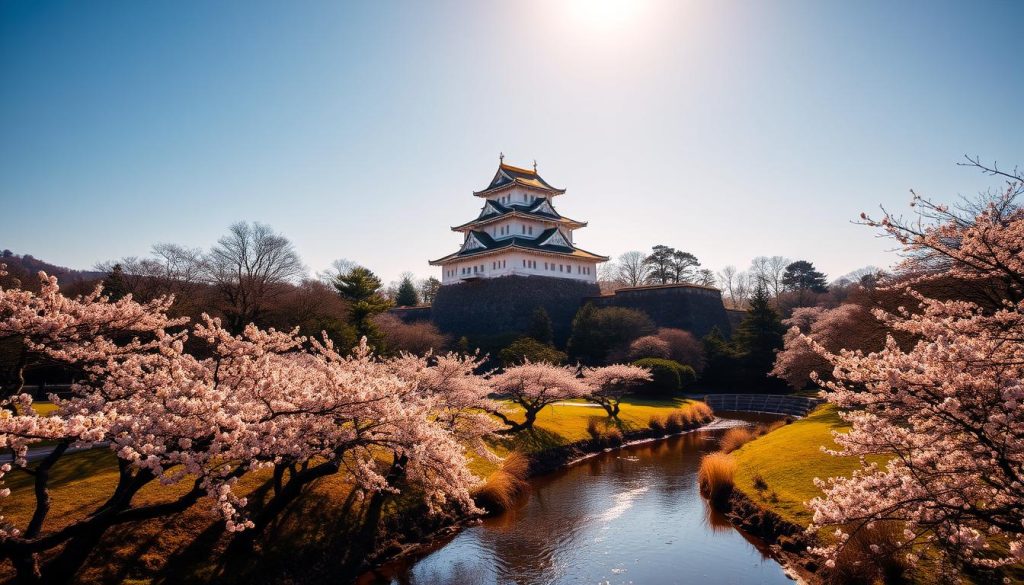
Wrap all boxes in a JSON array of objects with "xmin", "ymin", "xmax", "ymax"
[
  {"xmin": 430, "ymin": 227, "xmax": 608, "ymax": 265},
  {"xmin": 451, "ymin": 197, "xmax": 587, "ymax": 231},
  {"xmin": 474, "ymin": 162, "xmax": 566, "ymax": 196}
]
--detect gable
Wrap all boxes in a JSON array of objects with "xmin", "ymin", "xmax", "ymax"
[{"xmin": 540, "ymin": 230, "xmax": 571, "ymax": 248}]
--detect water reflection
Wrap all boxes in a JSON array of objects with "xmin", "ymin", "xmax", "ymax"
[{"xmin": 360, "ymin": 416, "xmax": 792, "ymax": 585}]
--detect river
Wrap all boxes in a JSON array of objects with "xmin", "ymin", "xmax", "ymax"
[{"xmin": 359, "ymin": 415, "xmax": 793, "ymax": 585}]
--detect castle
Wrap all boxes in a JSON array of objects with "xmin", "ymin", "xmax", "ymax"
[
  {"xmin": 404, "ymin": 157, "xmax": 733, "ymax": 348},
  {"xmin": 430, "ymin": 156, "xmax": 607, "ymax": 284}
]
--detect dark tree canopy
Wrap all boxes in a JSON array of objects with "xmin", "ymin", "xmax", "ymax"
[
  {"xmin": 499, "ymin": 337, "xmax": 567, "ymax": 366},
  {"xmin": 643, "ymin": 245, "xmax": 702, "ymax": 285},
  {"xmin": 731, "ymin": 283, "xmax": 787, "ymax": 390},
  {"xmin": 568, "ymin": 304, "xmax": 656, "ymax": 365},
  {"xmin": 782, "ymin": 260, "xmax": 829, "ymax": 294},
  {"xmin": 102, "ymin": 264, "xmax": 128, "ymax": 302},
  {"xmin": 394, "ymin": 276, "xmax": 420, "ymax": 307},
  {"xmin": 526, "ymin": 307, "xmax": 554, "ymax": 346},
  {"xmin": 332, "ymin": 266, "xmax": 393, "ymax": 344},
  {"xmin": 419, "ymin": 277, "xmax": 441, "ymax": 305}
]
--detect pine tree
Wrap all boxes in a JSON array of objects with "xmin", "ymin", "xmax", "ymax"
[
  {"xmin": 731, "ymin": 283, "xmax": 786, "ymax": 390},
  {"xmin": 102, "ymin": 264, "xmax": 129, "ymax": 302},
  {"xmin": 395, "ymin": 276, "xmax": 420, "ymax": 307},
  {"xmin": 332, "ymin": 266, "xmax": 393, "ymax": 346},
  {"xmin": 700, "ymin": 326, "xmax": 741, "ymax": 390},
  {"xmin": 526, "ymin": 307, "xmax": 554, "ymax": 346}
]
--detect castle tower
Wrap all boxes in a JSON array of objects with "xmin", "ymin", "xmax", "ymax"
[{"xmin": 430, "ymin": 158, "xmax": 608, "ymax": 284}]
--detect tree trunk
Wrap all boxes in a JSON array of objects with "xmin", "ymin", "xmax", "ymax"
[{"xmin": 9, "ymin": 550, "xmax": 42, "ymax": 585}]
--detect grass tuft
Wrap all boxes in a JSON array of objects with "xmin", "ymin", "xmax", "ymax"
[
  {"xmin": 697, "ymin": 452, "xmax": 736, "ymax": 506},
  {"xmin": 472, "ymin": 452, "xmax": 530, "ymax": 514}
]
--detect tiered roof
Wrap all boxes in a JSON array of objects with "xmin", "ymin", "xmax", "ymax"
[
  {"xmin": 429, "ymin": 228, "xmax": 607, "ymax": 265},
  {"xmin": 452, "ymin": 197, "xmax": 587, "ymax": 232},
  {"xmin": 473, "ymin": 162, "xmax": 566, "ymax": 196},
  {"xmin": 431, "ymin": 159, "xmax": 607, "ymax": 267}
]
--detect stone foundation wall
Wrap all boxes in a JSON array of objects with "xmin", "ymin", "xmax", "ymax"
[
  {"xmin": 586, "ymin": 284, "xmax": 733, "ymax": 338},
  {"xmin": 430, "ymin": 275, "xmax": 601, "ymax": 346}
]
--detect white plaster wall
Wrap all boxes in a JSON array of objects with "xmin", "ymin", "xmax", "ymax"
[{"xmin": 439, "ymin": 251, "xmax": 598, "ymax": 285}]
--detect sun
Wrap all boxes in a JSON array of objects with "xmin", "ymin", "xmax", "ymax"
[{"xmin": 565, "ymin": 0, "xmax": 647, "ymax": 32}]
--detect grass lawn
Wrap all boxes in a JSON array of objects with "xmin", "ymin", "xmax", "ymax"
[
  {"xmin": 472, "ymin": 396, "xmax": 695, "ymax": 475},
  {"xmin": 731, "ymin": 404, "xmax": 872, "ymax": 526}
]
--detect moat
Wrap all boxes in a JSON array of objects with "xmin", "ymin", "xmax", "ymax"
[{"xmin": 359, "ymin": 415, "xmax": 793, "ymax": 585}]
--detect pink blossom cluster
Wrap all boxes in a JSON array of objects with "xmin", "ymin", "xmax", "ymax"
[
  {"xmin": 808, "ymin": 181, "xmax": 1024, "ymax": 570},
  {"xmin": 0, "ymin": 268, "xmax": 498, "ymax": 578}
]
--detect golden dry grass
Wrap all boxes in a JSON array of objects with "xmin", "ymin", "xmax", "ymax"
[
  {"xmin": 719, "ymin": 427, "xmax": 757, "ymax": 454},
  {"xmin": 697, "ymin": 452, "xmax": 736, "ymax": 505},
  {"xmin": 471, "ymin": 452, "xmax": 530, "ymax": 514}
]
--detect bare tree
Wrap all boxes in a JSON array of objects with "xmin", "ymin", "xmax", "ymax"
[
  {"xmin": 694, "ymin": 268, "xmax": 716, "ymax": 287},
  {"xmin": 717, "ymin": 265, "xmax": 739, "ymax": 305},
  {"xmin": 96, "ymin": 243, "xmax": 207, "ymax": 315},
  {"xmin": 204, "ymin": 222, "xmax": 306, "ymax": 332},
  {"xmin": 749, "ymin": 255, "xmax": 790, "ymax": 299},
  {"xmin": 615, "ymin": 251, "xmax": 650, "ymax": 287}
]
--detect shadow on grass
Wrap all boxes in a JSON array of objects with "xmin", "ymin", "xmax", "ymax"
[{"xmin": 501, "ymin": 426, "xmax": 569, "ymax": 453}]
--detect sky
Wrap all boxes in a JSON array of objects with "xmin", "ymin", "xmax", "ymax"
[{"xmin": 2, "ymin": 0, "xmax": 1022, "ymax": 285}]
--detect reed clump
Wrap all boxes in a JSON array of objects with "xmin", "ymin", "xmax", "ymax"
[
  {"xmin": 586, "ymin": 418, "xmax": 624, "ymax": 448},
  {"xmin": 719, "ymin": 427, "xmax": 757, "ymax": 453},
  {"xmin": 697, "ymin": 452, "xmax": 736, "ymax": 506},
  {"xmin": 648, "ymin": 402, "xmax": 714, "ymax": 435},
  {"xmin": 472, "ymin": 452, "xmax": 530, "ymax": 514}
]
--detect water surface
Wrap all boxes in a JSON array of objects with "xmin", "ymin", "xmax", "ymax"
[{"xmin": 361, "ymin": 416, "xmax": 792, "ymax": 585}]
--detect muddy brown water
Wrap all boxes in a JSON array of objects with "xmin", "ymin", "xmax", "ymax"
[{"xmin": 359, "ymin": 414, "xmax": 793, "ymax": 584}]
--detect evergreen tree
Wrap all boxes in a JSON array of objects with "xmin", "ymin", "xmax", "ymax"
[
  {"xmin": 394, "ymin": 276, "xmax": 420, "ymax": 307},
  {"xmin": 781, "ymin": 260, "xmax": 828, "ymax": 293},
  {"xmin": 102, "ymin": 264, "xmax": 129, "ymax": 302},
  {"xmin": 526, "ymin": 307, "xmax": 554, "ymax": 346},
  {"xmin": 332, "ymin": 266, "xmax": 393, "ymax": 346},
  {"xmin": 731, "ymin": 283, "xmax": 786, "ymax": 391},
  {"xmin": 700, "ymin": 326, "xmax": 741, "ymax": 390},
  {"xmin": 643, "ymin": 245, "xmax": 675, "ymax": 284}
]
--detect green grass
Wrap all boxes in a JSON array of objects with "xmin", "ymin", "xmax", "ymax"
[
  {"xmin": 472, "ymin": 397, "xmax": 694, "ymax": 475},
  {"xmin": 731, "ymin": 404, "xmax": 874, "ymax": 526}
]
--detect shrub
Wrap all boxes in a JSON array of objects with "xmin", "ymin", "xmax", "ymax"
[
  {"xmin": 631, "ymin": 358, "xmax": 687, "ymax": 395},
  {"xmin": 627, "ymin": 335, "xmax": 671, "ymax": 360},
  {"xmin": 655, "ymin": 328, "xmax": 705, "ymax": 372},
  {"xmin": 372, "ymin": 313, "xmax": 448, "ymax": 355},
  {"xmin": 499, "ymin": 337, "xmax": 568, "ymax": 366},
  {"xmin": 587, "ymin": 418, "xmax": 624, "ymax": 448},
  {"xmin": 473, "ymin": 452, "xmax": 530, "ymax": 514},
  {"xmin": 698, "ymin": 452, "xmax": 736, "ymax": 506},
  {"xmin": 568, "ymin": 304, "xmax": 656, "ymax": 364}
]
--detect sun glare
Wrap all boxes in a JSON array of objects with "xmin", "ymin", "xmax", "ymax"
[{"xmin": 565, "ymin": 0, "xmax": 646, "ymax": 32}]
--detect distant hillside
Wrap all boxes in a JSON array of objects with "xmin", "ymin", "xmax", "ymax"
[{"xmin": 0, "ymin": 249, "xmax": 105, "ymax": 286}]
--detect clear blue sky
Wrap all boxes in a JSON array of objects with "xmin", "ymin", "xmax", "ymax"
[{"xmin": 2, "ymin": 0, "xmax": 1022, "ymax": 284}]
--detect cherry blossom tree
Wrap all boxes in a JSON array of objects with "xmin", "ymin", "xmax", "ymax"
[
  {"xmin": 0, "ymin": 268, "xmax": 491, "ymax": 583},
  {"xmin": 583, "ymin": 364, "xmax": 652, "ymax": 419},
  {"xmin": 487, "ymin": 362, "xmax": 590, "ymax": 433},
  {"xmin": 805, "ymin": 160, "xmax": 1024, "ymax": 574}
]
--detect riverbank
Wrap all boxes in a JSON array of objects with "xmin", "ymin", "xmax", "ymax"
[
  {"xmin": 1, "ymin": 397, "xmax": 706, "ymax": 584},
  {"xmin": 358, "ymin": 399, "xmax": 719, "ymax": 576}
]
